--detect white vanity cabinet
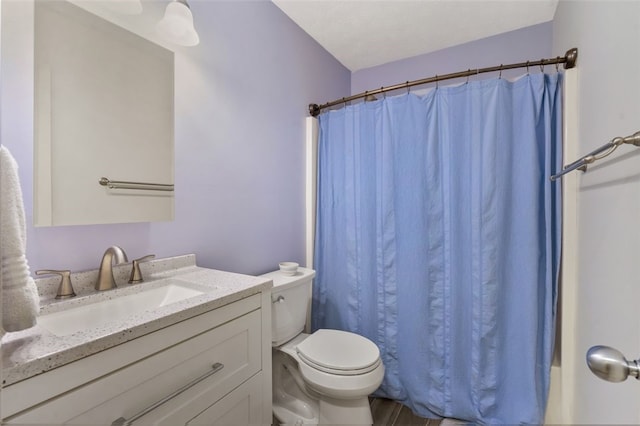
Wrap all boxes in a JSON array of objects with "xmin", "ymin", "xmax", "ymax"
[{"xmin": 2, "ymin": 293, "xmax": 272, "ymax": 425}]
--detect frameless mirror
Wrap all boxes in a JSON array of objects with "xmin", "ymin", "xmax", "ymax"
[{"xmin": 34, "ymin": 0, "xmax": 174, "ymax": 226}]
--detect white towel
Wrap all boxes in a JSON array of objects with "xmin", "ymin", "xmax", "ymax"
[{"xmin": 1, "ymin": 145, "xmax": 39, "ymax": 332}]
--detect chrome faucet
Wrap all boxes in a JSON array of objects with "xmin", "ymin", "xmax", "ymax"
[{"xmin": 95, "ymin": 246, "xmax": 128, "ymax": 291}]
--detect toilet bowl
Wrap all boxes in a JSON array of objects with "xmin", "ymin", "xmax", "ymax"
[
  {"xmin": 273, "ymin": 348, "xmax": 319, "ymax": 425},
  {"xmin": 261, "ymin": 267, "xmax": 385, "ymax": 425}
]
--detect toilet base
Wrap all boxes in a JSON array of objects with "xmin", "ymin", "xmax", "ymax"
[
  {"xmin": 273, "ymin": 351, "xmax": 319, "ymax": 425},
  {"xmin": 273, "ymin": 405, "xmax": 319, "ymax": 425},
  {"xmin": 273, "ymin": 349, "xmax": 375, "ymax": 425},
  {"xmin": 318, "ymin": 395, "xmax": 373, "ymax": 425},
  {"xmin": 274, "ymin": 395, "xmax": 372, "ymax": 426}
]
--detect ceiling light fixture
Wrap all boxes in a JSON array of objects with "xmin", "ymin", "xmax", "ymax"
[{"xmin": 156, "ymin": 0, "xmax": 200, "ymax": 47}]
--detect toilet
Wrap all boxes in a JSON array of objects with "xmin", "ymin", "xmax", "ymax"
[{"xmin": 261, "ymin": 267, "xmax": 384, "ymax": 425}]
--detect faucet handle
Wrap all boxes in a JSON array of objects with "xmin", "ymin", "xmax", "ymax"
[
  {"xmin": 36, "ymin": 269, "xmax": 76, "ymax": 299},
  {"xmin": 128, "ymin": 255, "xmax": 156, "ymax": 284}
]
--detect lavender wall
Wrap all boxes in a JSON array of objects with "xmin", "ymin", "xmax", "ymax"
[
  {"xmin": 351, "ymin": 22, "xmax": 553, "ymax": 96},
  {"xmin": 1, "ymin": 0, "xmax": 350, "ymax": 276}
]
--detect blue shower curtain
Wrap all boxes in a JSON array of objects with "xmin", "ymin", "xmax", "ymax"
[{"xmin": 312, "ymin": 73, "xmax": 562, "ymax": 424}]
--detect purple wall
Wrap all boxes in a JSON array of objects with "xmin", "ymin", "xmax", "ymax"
[
  {"xmin": 351, "ymin": 22, "xmax": 553, "ymax": 96},
  {"xmin": 2, "ymin": 9, "xmax": 553, "ymax": 278},
  {"xmin": 2, "ymin": 1, "xmax": 350, "ymax": 276}
]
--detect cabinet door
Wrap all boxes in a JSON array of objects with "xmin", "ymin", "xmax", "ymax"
[
  {"xmin": 34, "ymin": 0, "xmax": 174, "ymax": 226},
  {"xmin": 187, "ymin": 373, "xmax": 263, "ymax": 426}
]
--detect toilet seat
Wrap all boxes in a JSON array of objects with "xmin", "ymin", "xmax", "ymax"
[
  {"xmin": 296, "ymin": 329, "xmax": 381, "ymax": 376},
  {"xmin": 275, "ymin": 330, "xmax": 385, "ymax": 400}
]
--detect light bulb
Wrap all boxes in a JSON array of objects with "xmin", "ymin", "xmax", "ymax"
[{"xmin": 156, "ymin": 0, "xmax": 199, "ymax": 47}]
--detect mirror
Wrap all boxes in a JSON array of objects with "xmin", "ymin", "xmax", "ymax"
[{"xmin": 33, "ymin": 0, "xmax": 174, "ymax": 226}]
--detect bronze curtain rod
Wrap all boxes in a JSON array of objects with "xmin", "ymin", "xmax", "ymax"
[{"xmin": 308, "ymin": 47, "xmax": 578, "ymax": 117}]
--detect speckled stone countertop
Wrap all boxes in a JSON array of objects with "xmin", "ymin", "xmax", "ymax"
[{"xmin": 1, "ymin": 254, "xmax": 272, "ymax": 387}]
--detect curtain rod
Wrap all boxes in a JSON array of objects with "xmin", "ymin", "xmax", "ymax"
[{"xmin": 308, "ymin": 48, "xmax": 578, "ymax": 117}]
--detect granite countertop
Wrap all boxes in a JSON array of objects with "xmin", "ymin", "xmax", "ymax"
[{"xmin": 1, "ymin": 254, "xmax": 273, "ymax": 387}]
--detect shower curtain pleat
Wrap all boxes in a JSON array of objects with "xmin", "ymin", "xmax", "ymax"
[{"xmin": 312, "ymin": 73, "xmax": 563, "ymax": 425}]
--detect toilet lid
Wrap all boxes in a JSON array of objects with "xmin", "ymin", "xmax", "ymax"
[{"xmin": 296, "ymin": 329, "xmax": 381, "ymax": 375}]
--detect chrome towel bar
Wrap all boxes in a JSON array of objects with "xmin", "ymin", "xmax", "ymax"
[
  {"xmin": 550, "ymin": 131, "xmax": 640, "ymax": 181},
  {"xmin": 99, "ymin": 177, "xmax": 174, "ymax": 192}
]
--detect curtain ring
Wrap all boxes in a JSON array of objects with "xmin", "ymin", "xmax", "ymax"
[
  {"xmin": 381, "ymin": 87, "xmax": 386, "ymax": 99},
  {"xmin": 342, "ymin": 97, "xmax": 346, "ymax": 107},
  {"xmin": 435, "ymin": 75, "xmax": 438, "ymax": 89},
  {"xmin": 526, "ymin": 61, "xmax": 530, "ymax": 75},
  {"xmin": 499, "ymin": 64, "xmax": 503, "ymax": 79},
  {"xmin": 556, "ymin": 58, "xmax": 560, "ymax": 72},
  {"xmin": 406, "ymin": 81, "xmax": 410, "ymax": 94},
  {"xmin": 540, "ymin": 61, "xmax": 544, "ymax": 73},
  {"xmin": 466, "ymin": 69, "xmax": 471, "ymax": 84}
]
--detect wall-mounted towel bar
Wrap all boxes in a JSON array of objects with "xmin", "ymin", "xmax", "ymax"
[
  {"xmin": 550, "ymin": 131, "xmax": 640, "ymax": 181},
  {"xmin": 99, "ymin": 177, "xmax": 174, "ymax": 192}
]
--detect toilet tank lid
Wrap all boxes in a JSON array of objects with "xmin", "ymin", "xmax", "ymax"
[{"xmin": 259, "ymin": 267, "xmax": 315, "ymax": 291}]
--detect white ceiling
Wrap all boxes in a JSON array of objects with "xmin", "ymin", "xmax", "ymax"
[{"xmin": 272, "ymin": 0, "xmax": 559, "ymax": 72}]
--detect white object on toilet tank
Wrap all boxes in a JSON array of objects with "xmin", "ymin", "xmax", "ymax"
[{"xmin": 260, "ymin": 267, "xmax": 315, "ymax": 346}]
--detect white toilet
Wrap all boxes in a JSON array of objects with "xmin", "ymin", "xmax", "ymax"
[{"xmin": 261, "ymin": 267, "xmax": 384, "ymax": 425}]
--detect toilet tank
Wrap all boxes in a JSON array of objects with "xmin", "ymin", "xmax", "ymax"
[{"xmin": 260, "ymin": 267, "xmax": 315, "ymax": 346}]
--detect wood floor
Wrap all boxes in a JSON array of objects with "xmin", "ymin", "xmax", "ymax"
[
  {"xmin": 274, "ymin": 397, "xmax": 466, "ymax": 425},
  {"xmin": 370, "ymin": 398, "xmax": 441, "ymax": 426}
]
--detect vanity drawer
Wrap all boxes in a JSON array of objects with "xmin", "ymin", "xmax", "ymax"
[
  {"xmin": 127, "ymin": 372, "xmax": 264, "ymax": 425},
  {"xmin": 187, "ymin": 372, "xmax": 263, "ymax": 425},
  {"xmin": 6, "ymin": 308, "xmax": 261, "ymax": 424}
]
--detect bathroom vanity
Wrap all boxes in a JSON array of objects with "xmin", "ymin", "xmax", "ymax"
[{"xmin": 1, "ymin": 255, "xmax": 273, "ymax": 424}]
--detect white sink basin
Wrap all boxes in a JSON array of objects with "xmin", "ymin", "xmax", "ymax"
[{"xmin": 38, "ymin": 282, "xmax": 204, "ymax": 336}]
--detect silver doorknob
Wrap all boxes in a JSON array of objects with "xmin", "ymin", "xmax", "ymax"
[{"xmin": 586, "ymin": 345, "xmax": 640, "ymax": 382}]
